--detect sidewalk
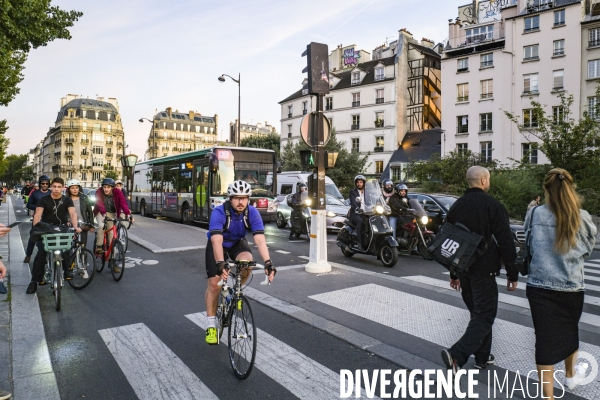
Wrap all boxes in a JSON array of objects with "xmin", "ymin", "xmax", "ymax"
[{"xmin": 127, "ymin": 216, "xmax": 208, "ymax": 253}]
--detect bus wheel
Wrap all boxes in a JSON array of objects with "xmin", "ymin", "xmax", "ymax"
[
  {"xmin": 140, "ymin": 200, "xmax": 147, "ymax": 217},
  {"xmin": 182, "ymin": 204, "xmax": 191, "ymax": 225}
]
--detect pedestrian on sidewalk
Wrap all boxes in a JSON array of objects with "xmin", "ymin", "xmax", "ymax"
[
  {"xmin": 524, "ymin": 169, "xmax": 596, "ymax": 399},
  {"xmin": 23, "ymin": 176, "xmax": 51, "ymax": 263},
  {"xmin": 0, "ymin": 223, "xmax": 13, "ymax": 399},
  {"xmin": 527, "ymin": 195, "xmax": 541, "ymax": 211},
  {"xmin": 441, "ymin": 166, "xmax": 519, "ymax": 374}
]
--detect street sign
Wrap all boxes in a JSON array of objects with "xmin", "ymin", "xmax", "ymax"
[{"xmin": 299, "ymin": 112, "xmax": 331, "ymax": 148}]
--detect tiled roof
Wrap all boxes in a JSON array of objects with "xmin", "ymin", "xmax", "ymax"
[
  {"xmin": 511, "ymin": 0, "xmax": 581, "ymax": 18},
  {"xmin": 154, "ymin": 111, "xmax": 215, "ymax": 124},
  {"xmin": 382, "ymin": 129, "xmax": 442, "ymax": 179}
]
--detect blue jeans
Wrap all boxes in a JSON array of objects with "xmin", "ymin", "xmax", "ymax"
[{"xmin": 388, "ymin": 217, "xmax": 398, "ymax": 240}]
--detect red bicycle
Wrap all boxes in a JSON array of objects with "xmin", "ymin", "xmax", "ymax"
[{"xmin": 94, "ymin": 217, "xmax": 131, "ymax": 281}]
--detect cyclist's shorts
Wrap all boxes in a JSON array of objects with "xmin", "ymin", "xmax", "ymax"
[{"xmin": 205, "ymin": 238, "xmax": 252, "ymax": 278}]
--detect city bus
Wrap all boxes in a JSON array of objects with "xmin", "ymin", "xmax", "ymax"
[{"xmin": 130, "ymin": 147, "xmax": 279, "ymax": 224}]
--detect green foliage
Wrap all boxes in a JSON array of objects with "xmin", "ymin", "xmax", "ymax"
[
  {"xmin": 241, "ymin": 133, "xmax": 280, "ymax": 161},
  {"xmin": 103, "ymin": 170, "xmax": 119, "ymax": 180},
  {"xmin": 0, "ymin": 154, "xmax": 28, "ymax": 186},
  {"xmin": 0, "ymin": 0, "xmax": 83, "ymax": 106},
  {"xmin": 488, "ymin": 168, "xmax": 544, "ymax": 221},
  {"xmin": 280, "ymin": 129, "xmax": 369, "ymax": 197}
]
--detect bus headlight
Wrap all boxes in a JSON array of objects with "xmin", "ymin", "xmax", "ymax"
[
  {"xmin": 421, "ymin": 216, "xmax": 429, "ymax": 225},
  {"xmin": 375, "ymin": 205, "xmax": 384, "ymax": 214}
]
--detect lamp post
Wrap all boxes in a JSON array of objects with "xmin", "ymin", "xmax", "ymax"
[
  {"xmin": 139, "ymin": 117, "xmax": 155, "ymax": 159},
  {"xmin": 120, "ymin": 152, "xmax": 138, "ymax": 197},
  {"xmin": 218, "ymin": 73, "xmax": 241, "ymax": 147}
]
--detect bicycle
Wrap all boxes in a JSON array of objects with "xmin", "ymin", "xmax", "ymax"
[
  {"xmin": 66, "ymin": 222, "xmax": 96, "ymax": 290},
  {"xmin": 94, "ymin": 217, "xmax": 131, "ymax": 281},
  {"xmin": 117, "ymin": 218, "xmax": 129, "ymax": 253},
  {"xmin": 41, "ymin": 231, "xmax": 75, "ymax": 312}
]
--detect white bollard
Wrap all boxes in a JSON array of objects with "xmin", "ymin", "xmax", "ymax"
[{"xmin": 305, "ymin": 208, "xmax": 332, "ymax": 273}]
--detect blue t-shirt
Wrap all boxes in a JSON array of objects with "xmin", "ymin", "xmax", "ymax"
[{"xmin": 208, "ymin": 203, "xmax": 265, "ymax": 248}]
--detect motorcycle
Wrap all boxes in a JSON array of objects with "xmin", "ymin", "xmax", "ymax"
[
  {"xmin": 396, "ymin": 198, "xmax": 436, "ymax": 260},
  {"xmin": 289, "ymin": 192, "xmax": 311, "ymax": 240},
  {"xmin": 336, "ymin": 179, "xmax": 399, "ymax": 267}
]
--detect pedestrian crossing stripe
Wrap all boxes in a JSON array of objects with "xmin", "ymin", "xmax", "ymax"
[
  {"xmin": 585, "ymin": 263, "xmax": 600, "ymax": 269},
  {"xmin": 276, "ymin": 250, "xmax": 291, "ymax": 254},
  {"xmin": 185, "ymin": 312, "xmax": 374, "ymax": 400},
  {"xmin": 309, "ymin": 283, "xmax": 600, "ymax": 398},
  {"xmin": 98, "ymin": 323, "xmax": 218, "ymax": 400}
]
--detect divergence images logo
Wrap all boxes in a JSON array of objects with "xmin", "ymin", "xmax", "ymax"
[{"xmin": 441, "ymin": 239, "xmax": 460, "ymax": 258}]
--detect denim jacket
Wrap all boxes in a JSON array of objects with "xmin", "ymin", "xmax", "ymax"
[{"xmin": 525, "ymin": 205, "xmax": 597, "ymax": 291}]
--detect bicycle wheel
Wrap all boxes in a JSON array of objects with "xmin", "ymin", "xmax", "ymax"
[
  {"xmin": 94, "ymin": 234, "xmax": 105, "ymax": 272},
  {"xmin": 68, "ymin": 247, "xmax": 96, "ymax": 290},
  {"xmin": 228, "ymin": 295, "xmax": 256, "ymax": 380},
  {"xmin": 110, "ymin": 240, "xmax": 125, "ymax": 281},
  {"xmin": 53, "ymin": 260, "xmax": 62, "ymax": 312},
  {"xmin": 216, "ymin": 292, "xmax": 229, "ymax": 344},
  {"xmin": 117, "ymin": 224, "xmax": 128, "ymax": 253}
]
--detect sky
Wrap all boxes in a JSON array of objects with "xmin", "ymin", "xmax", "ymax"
[{"xmin": 0, "ymin": 0, "xmax": 459, "ymax": 160}]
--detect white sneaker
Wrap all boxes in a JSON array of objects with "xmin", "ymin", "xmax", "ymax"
[{"xmin": 565, "ymin": 363, "xmax": 588, "ymax": 390}]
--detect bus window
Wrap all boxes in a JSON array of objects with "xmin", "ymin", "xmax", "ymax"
[
  {"xmin": 179, "ymin": 171, "xmax": 192, "ymax": 193},
  {"xmin": 212, "ymin": 159, "xmax": 235, "ymax": 196}
]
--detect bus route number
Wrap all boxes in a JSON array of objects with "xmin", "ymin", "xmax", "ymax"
[{"xmin": 217, "ymin": 150, "xmax": 231, "ymax": 160}]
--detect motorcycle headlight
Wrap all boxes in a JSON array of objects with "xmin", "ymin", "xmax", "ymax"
[
  {"xmin": 304, "ymin": 199, "xmax": 312, "ymax": 206},
  {"xmin": 421, "ymin": 216, "xmax": 429, "ymax": 225},
  {"xmin": 375, "ymin": 205, "xmax": 384, "ymax": 214},
  {"xmin": 326, "ymin": 211, "xmax": 335, "ymax": 217}
]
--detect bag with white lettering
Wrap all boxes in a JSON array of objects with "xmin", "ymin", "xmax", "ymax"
[{"xmin": 427, "ymin": 222, "xmax": 487, "ymax": 274}]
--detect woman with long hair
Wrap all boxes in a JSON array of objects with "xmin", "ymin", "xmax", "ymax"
[
  {"xmin": 525, "ymin": 168, "xmax": 597, "ymax": 399},
  {"xmin": 66, "ymin": 179, "xmax": 95, "ymax": 247}
]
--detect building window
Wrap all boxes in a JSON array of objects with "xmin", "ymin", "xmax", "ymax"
[
  {"xmin": 552, "ymin": 106, "xmax": 564, "ymax": 123},
  {"xmin": 376, "ymin": 89, "xmax": 384, "ymax": 103},
  {"xmin": 554, "ymin": 9, "xmax": 565, "ymax": 26},
  {"xmin": 457, "ymin": 115, "xmax": 468, "ymax": 134},
  {"xmin": 590, "ymin": 28, "xmax": 600, "ymax": 48},
  {"xmin": 375, "ymin": 111, "xmax": 384, "ymax": 127},
  {"xmin": 391, "ymin": 166, "xmax": 402, "ymax": 181},
  {"xmin": 553, "ymin": 70, "xmax": 564, "ymax": 90},
  {"xmin": 92, "ymin": 158, "xmax": 103, "ymax": 167},
  {"xmin": 81, "ymin": 172, "xmax": 87, "ymax": 181},
  {"xmin": 351, "ymin": 138, "xmax": 360, "ymax": 152},
  {"xmin": 457, "ymin": 83, "xmax": 469, "ymax": 102},
  {"xmin": 480, "ymin": 53, "xmax": 493, "ymax": 68},
  {"xmin": 352, "ymin": 92, "xmax": 360, "ymax": 107},
  {"xmin": 524, "ymin": 15, "xmax": 540, "ymax": 32},
  {"xmin": 522, "ymin": 143, "xmax": 538, "ymax": 164},
  {"xmin": 92, "ymin": 133, "xmax": 103, "ymax": 142},
  {"xmin": 457, "ymin": 58, "xmax": 468, "ymax": 72},
  {"xmin": 92, "ymin": 146, "xmax": 103, "ymax": 155},
  {"xmin": 302, "ymin": 101, "xmax": 307, "ymax": 115},
  {"xmin": 457, "ymin": 143, "xmax": 468, "ymax": 155},
  {"xmin": 302, "ymin": 88, "xmax": 308, "ymax": 95},
  {"xmin": 481, "ymin": 79, "xmax": 493, "ymax": 99},
  {"xmin": 523, "ymin": 44, "xmax": 539, "ymax": 60},
  {"xmin": 325, "ymin": 97, "xmax": 333, "ymax": 110},
  {"xmin": 375, "ymin": 136, "xmax": 384, "ymax": 147},
  {"xmin": 352, "ymin": 115, "xmax": 360, "ymax": 130},
  {"xmin": 287, "ymin": 124, "xmax": 292, "ymax": 138},
  {"xmin": 375, "ymin": 161, "xmax": 384, "ymax": 174},
  {"xmin": 352, "ymin": 72, "xmax": 360, "ymax": 85},
  {"xmin": 466, "ymin": 25, "xmax": 493, "ymax": 43},
  {"xmin": 523, "ymin": 109, "xmax": 538, "ymax": 127},
  {"xmin": 588, "ymin": 97, "xmax": 599, "ymax": 119},
  {"xmin": 67, "ymin": 158, "xmax": 73, "ymax": 166},
  {"xmin": 480, "ymin": 142, "xmax": 492, "ymax": 163},
  {"xmin": 553, "ymin": 40, "xmax": 565, "ymax": 56},
  {"xmin": 375, "ymin": 67, "xmax": 385, "ymax": 81},
  {"xmin": 287, "ymin": 105, "xmax": 292, "ymax": 118},
  {"xmin": 480, "ymin": 113, "xmax": 493, "ymax": 132},
  {"xmin": 92, "ymin": 172, "xmax": 101, "ymax": 181},
  {"xmin": 67, "ymin": 171, "xmax": 72, "ymax": 179},
  {"xmin": 523, "ymin": 73, "xmax": 539, "ymax": 94},
  {"xmin": 588, "ymin": 59, "xmax": 600, "ymax": 79}
]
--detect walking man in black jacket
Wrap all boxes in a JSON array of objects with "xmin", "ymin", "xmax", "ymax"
[{"xmin": 441, "ymin": 166, "xmax": 519, "ymax": 374}]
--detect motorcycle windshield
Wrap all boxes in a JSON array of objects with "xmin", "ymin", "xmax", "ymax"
[
  {"xmin": 362, "ymin": 179, "xmax": 390, "ymax": 214},
  {"xmin": 408, "ymin": 198, "xmax": 427, "ymax": 217}
]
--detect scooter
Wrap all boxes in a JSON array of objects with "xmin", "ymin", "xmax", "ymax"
[
  {"xmin": 336, "ymin": 179, "xmax": 399, "ymax": 267},
  {"xmin": 289, "ymin": 193, "xmax": 311, "ymax": 240},
  {"xmin": 396, "ymin": 198, "xmax": 436, "ymax": 260}
]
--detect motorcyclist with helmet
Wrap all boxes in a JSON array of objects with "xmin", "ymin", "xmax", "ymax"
[
  {"xmin": 287, "ymin": 183, "xmax": 308, "ymax": 240},
  {"xmin": 348, "ymin": 175, "xmax": 368, "ymax": 251},
  {"xmin": 23, "ymin": 175, "xmax": 52, "ymax": 263},
  {"xmin": 388, "ymin": 183, "xmax": 412, "ymax": 246},
  {"xmin": 382, "ymin": 180, "xmax": 400, "ymax": 241}
]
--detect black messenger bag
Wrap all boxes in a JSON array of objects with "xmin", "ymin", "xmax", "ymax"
[{"xmin": 427, "ymin": 222, "xmax": 488, "ymax": 274}]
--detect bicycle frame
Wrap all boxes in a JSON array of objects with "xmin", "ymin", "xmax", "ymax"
[{"xmin": 99, "ymin": 218, "xmax": 131, "ymax": 262}]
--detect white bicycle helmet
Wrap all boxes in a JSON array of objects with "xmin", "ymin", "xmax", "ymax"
[
  {"xmin": 66, "ymin": 179, "xmax": 82, "ymax": 188},
  {"xmin": 227, "ymin": 180, "xmax": 252, "ymax": 197}
]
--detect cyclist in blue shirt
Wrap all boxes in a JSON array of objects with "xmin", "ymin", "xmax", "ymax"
[{"xmin": 204, "ymin": 180, "xmax": 276, "ymax": 344}]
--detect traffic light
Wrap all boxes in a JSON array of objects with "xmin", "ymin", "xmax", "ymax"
[
  {"xmin": 302, "ymin": 42, "xmax": 330, "ymax": 95},
  {"xmin": 307, "ymin": 173, "xmax": 318, "ymax": 200},
  {"xmin": 299, "ymin": 149, "xmax": 317, "ymax": 169}
]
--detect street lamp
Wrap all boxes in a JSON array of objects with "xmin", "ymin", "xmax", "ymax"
[
  {"xmin": 139, "ymin": 117, "xmax": 155, "ymax": 159},
  {"xmin": 120, "ymin": 152, "xmax": 138, "ymax": 197},
  {"xmin": 218, "ymin": 73, "xmax": 241, "ymax": 147}
]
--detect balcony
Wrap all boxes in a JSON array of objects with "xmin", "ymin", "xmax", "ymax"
[
  {"xmin": 352, "ymin": 101, "xmax": 360, "ymax": 107},
  {"xmin": 150, "ymin": 145, "xmax": 158, "ymax": 150},
  {"xmin": 65, "ymin": 138, "xmax": 75, "ymax": 143},
  {"xmin": 65, "ymin": 151, "xmax": 74, "ymax": 156},
  {"xmin": 481, "ymin": 60, "xmax": 493, "ymax": 68},
  {"xmin": 54, "ymin": 151, "xmax": 61, "ymax": 157},
  {"xmin": 54, "ymin": 139, "xmax": 61, "ymax": 145},
  {"xmin": 523, "ymin": 56, "xmax": 539, "ymax": 61},
  {"xmin": 446, "ymin": 25, "xmax": 504, "ymax": 51},
  {"xmin": 590, "ymin": 40, "xmax": 600, "ymax": 48},
  {"xmin": 376, "ymin": 98, "xmax": 384, "ymax": 104},
  {"xmin": 457, "ymin": 125, "xmax": 469, "ymax": 134},
  {"xmin": 103, "ymin": 165, "xmax": 115, "ymax": 171},
  {"xmin": 288, "ymin": 113, "xmax": 292, "ymax": 118},
  {"xmin": 523, "ymin": 90, "xmax": 539, "ymax": 95},
  {"xmin": 374, "ymin": 146, "xmax": 384, "ymax": 152},
  {"xmin": 80, "ymin": 165, "xmax": 91, "ymax": 170},
  {"xmin": 302, "ymin": 109, "xmax": 307, "ymax": 115},
  {"xmin": 481, "ymin": 93, "xmax": 493, "ymax": 99},
  {"xmin": 553, "ymin": 48, "xmax": 564, "ymax": 56},
  {"xmin": 52, "ymin": 165, "xmax": 60, "ymax": 171},
  {"xmin": 457, "ymin": 96, "xmax": 469, "ymax": 102},
  {"xmin": 116, "ymin": 142, "xmax": 123, "ymax": 147},
  {"xmin": 526, "ymin": 0, "xmax": 553, "ymax": 13},
  {"xmin": 106, "ymin": 152, "xmax": 113, "ymax": 157},
  {"xmin": 81, "ymin": 150, "xmax": 87, "ymax": 156},
  {"xmin": 81, "ymin": 139, "xmax": 89, "ymax": 144},
  {"xmin": 351, "ymin": 124, "xmax": 360, "ymax": 130}
]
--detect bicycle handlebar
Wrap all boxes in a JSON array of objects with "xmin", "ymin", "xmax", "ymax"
[{"xmin": 102, "ymin": 216, "xmax": 133, "ymax": 230}]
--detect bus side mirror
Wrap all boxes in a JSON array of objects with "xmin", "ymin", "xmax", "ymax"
[
  {"xmin": 208, "ymin": 154, "xmax": 219, "ymax": 172},
  {"xmin": 276, "ymin": 161, "xmax": 282, "ymax": 173}
]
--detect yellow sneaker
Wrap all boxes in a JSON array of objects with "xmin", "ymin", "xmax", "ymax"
[{"xmin": 205, "ymin": 327, "xmax": 218, "ymax": 345}]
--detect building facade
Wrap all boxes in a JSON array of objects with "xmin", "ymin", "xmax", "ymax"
[
  {"xmin": 442, "ymin": 0, "xmax": 586, "ymax": 165},
  {"xmin": 229, "ymin": 120, "xmax": 277, "ymax": 144},
  {"xmin": 279, "ymin": 30, "xmax": 442, "ymax": 178},
  {"xmin": 32, "ymin": 95, "xmax": 125, "ymax": 187},
  {"xmin": 146, "ymin": 108, "xmax": 218, "ymax": 159}
]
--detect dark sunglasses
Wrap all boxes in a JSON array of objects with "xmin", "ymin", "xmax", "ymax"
[{"xmin": 40, "ymin": 182, "xmax": 50, "ymax": 185}]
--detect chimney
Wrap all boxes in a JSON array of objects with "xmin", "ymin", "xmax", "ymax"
[
  {"xmin": 189, "ymin": 110, "xmax": 195, "ymax": 120},
  {"xmin": 97, "ymin": 96, "xmax": 104, "ymax": 102},
  {"xmin": 421, "ymin": 38, "xmax": 434, "ymax": 48},
  {"xmin": 166, "ymin": 107, "xmax": 172, "ymax": 117}
]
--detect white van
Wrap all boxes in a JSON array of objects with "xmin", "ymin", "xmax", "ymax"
[{"xmin": 275, "ymin": 171, "xmax": 344, "ymax": 203}]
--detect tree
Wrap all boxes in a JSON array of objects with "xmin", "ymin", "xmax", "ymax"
[
  {"xmin": 241, "ymin": 133, "xmax": 281, "ymax": 161},
  {"xmin": 0, "ymin": 154, "xmax": 28, "ymax": 186},
  {"xmin": 103, "ymin": 170, "xmax": 119, "ymax": 180}
]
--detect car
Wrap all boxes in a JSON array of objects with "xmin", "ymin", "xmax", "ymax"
[
  {"xmin": 275, "ymin": 194, "xmax": 349, "ymax": 232},
  {"xmin": 408, "ymin": 192, "xmax": 525, "ymax": 256}
]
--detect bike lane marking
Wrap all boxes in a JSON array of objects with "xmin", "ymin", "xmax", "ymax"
[{"xmin": 98, "ymin": 323, "xmax": 218, "ymax": 400}]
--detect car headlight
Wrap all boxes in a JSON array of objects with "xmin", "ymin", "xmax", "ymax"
[
  {"xmin": 375, "ymin": 205, "xmax": 384, "ymax": 214},
  {"xmin": 304, "ymin": 198, "xmax": 312, "ymax": 206},
  {"xmin": 421, "ymin": 216, "xmax": 429, "ymax": 225},
  {"xmin": 326, "ymin": 211, "xmax": 336, "ymax": 217}
]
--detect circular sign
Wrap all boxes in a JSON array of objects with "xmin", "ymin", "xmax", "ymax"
[{"xmin": 300, "ymin": 112, "xmax": 331, "ymax": 148}]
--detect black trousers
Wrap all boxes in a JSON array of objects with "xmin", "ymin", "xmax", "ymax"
[
  {"xmin": 31, "ymin": 242, "xmax": 69, "ymax": 283},
  {"xmin": 350, "ymin": 214, "xmax": 366, "ymax": 246},
  {"xmin": 449, "ymin": 270, "xmax": 499, "ymax": 367}
]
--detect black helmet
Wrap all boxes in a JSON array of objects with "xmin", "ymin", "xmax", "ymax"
[
  {"xmin": 354, "ymin": 175, "xmax": 366, "ymax": 188},
  {"xmin": 101, "ymin": 178, "xmax": 115, "ymax": 187},
  {"xmin": 382, "ymin": 179, "xmax": 394, "ymax": 194},
  {"xmin": 39, "ymin": 175, "xmax": 50, "ymax": 184},
  {"xmin": 396, "ymin": 183, "xmax": 408, "ymax": 193},
  {"xmin": 297, "ymin": 183, "xmax": 307, "ymax": 193}
]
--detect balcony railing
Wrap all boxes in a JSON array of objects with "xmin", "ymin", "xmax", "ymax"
[
  {"xmin": 352, "ymin": 101, "xmax": 360, "ymax": 107},
  {"xmin": 288, "ymin": 113, "xmax": 292, "ymax": 118},
  {"xmin": 446, "ymin": 26, "xmax": 504, "ymax": 50},
  {"xmin": 523, "ymin": 56, "xmax": 539, "ymax": 61},
  {"xmin": 523, "ymin": 90, "xmax": 539, "ymax": 95},
  {"xmin": 81, "ymin": 151, "xmax": 87, "ymax": 156},
  {"xmin": 80, "ymin": 165, "xmax": 91, "ymax": 170},
  {"xmin": 325, "ymin": 105, "xmax": 332, "ymax": 110},
  {"xmin": 457, "ymin": 125, "xmax": 469, "ymax": 134},
  {"xmin": 376, "ymin": 98, "xmax": 384, "ymax": 104},
  {"xmin": 351, "ymin": 80, "xmax": 360, "ymax": 85},
  {"xmin": 375, "ymin": 120, "xmax": 384, "ymax": 128},
  {"xmin": 481, "ymin": 93, "xmax": 493, "ymax": 99},
  {"xmin": 553, "ymin": 48, "xmax": 564, "ymax": 56},
  {"xmin": 103, "ymin": 165, "xmax": 115, "ymax": 171},
  {"xmin": 351, "ymin": 124, "xmax": 360, "ymax": 130},
  {"xmin": 374, "ymin": 74, "xmax": 385, "ymax": 81},
  {"xmin": 117, "ymin": 142, "xmax": 123, "ymax": 147},
  {"xmin": 65, "ymin": 151, "xmax": 74, "ymax": 156},
  {"xmin": 81, "ymin": 139, "xmax": 89, "ymax": 144},
  {"xmin": 481, "ymin": 60, "xmax": 493, "ymax": 68},
  {"xmin": 302, "ymin": 109, "xmax": 307, "ymax": 115},
  {"xmin": 65, "ymin": 138, "xmax": 75, "ymax": 143},
  {"xmin": 374, "ymin": 146, "xmax": 384, "ymax": 152},
  {"xmin": 457, "ymin": 96, "xmax": 469, "ymax": 102},
  {"xmin": 590, "ymin": 39, "xmax": 600, "ymax": 48}
]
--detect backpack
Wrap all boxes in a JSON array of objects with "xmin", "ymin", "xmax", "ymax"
[
  {"xmin": 427, "ymin": 222, "xmax": 488, "ymax": 274},
  {"xmin": 223, "ymin": 200, "xmax": 252, "ymax": 231}
]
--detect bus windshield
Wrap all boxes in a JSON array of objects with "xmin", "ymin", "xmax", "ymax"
[{"xmin": 211, "ymin": 160, "xmax": 275, "ymax": 197}]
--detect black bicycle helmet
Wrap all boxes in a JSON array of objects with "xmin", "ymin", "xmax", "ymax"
[
  {"xmin": 101, "ymin": 178, "xmax": 115, "ymax": 187},
  {"xmin": 39, "ymin": 175, "xmax": 50, "ymax": 184},
  {"xmin": 354, "ymin": 175, "xmax": 366, "ymax": 188},
  {"xmin": 297, "ymin": 183, "xmax": 307, "ymax": 193},
  {"xmin": 382, "ymin": 179, "xmax": 394, "ymax": 194}
]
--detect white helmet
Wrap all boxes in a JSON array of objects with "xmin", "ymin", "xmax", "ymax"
[
  {"xmin": 66, "ymin": 179, "xmax": 82, "ymax": 189},
  {"xmin": 227, "ymin": 180, "xmax": 252, "ymax": 197}
]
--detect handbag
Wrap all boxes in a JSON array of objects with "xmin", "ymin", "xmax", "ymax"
[
  {"xmin": 516, "ymin": 206, "xmax": 538, "ymax": 276},
  {"xmin": 427, "ymin": 222, "xmax": 488, "ymax": 275}
]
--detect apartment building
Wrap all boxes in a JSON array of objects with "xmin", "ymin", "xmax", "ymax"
[
  {"xmin": 279, "ymin": 29, "xmax": 442, "ymax": 178},
  {"xmin": 229, "ymin": 120, "xmax": 277, "ymax": 144},
  {"xmin": 147, "ymin": 108, "xmax": 218, "ymax": 159},
  {"xmin": 442, "ymin": 0, "xmax": 584, "ymax": 165},
  {"xmin": 581, "ymin": 1, "xmax": 600, "ymax": 119},
  {"xmin": 34, "ymin": 95, "xmax": 125, "ymax": 187}
]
